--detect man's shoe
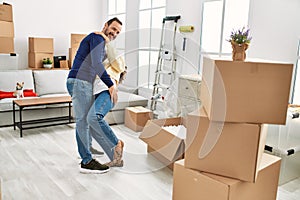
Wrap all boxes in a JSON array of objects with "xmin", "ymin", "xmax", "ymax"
[
  {"xmin": 90, "ymin": 146, "xmax": 104, "ymax": 156},
  {"xmin": 80, "ymin": 159, "xmax": 110, "ymax": 174}
]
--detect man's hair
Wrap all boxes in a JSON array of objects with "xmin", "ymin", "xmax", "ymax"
[{"xmin": 107, "ymin": 17, "xmax": 122, "ymax": 26}]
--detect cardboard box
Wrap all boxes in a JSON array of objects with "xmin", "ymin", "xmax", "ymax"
[
  {"xmin": 173, "ymin": 154, "xmax": 281, "ymax": 200},
  {"xmin": 69, "ymin": 47, "xmax": 77, "ymax": 67},
  {"xmin": 70, "ymin": 33, "xmax": 86, "ymax": 48},
  {"xmin": 125, "ymin": 106, "xmax": 153, "ymax": 132},
  {"xmin": 28, "ymin": 37, "xmax": 54, "ymax": 53},
  {"xmin": 184, "ymin": 108, "xmax": 268, "ymax": 182},
  {"xmin": 28, "ymin": 52, "xmax": 53, "ymax": 68},
  {"xmin": 0, "ymin": 37, "xmax": 14, "ymax": 53},
  {"xmin": 147, "ymin": 146, "xmax": 184, "ymax": 170},
  {"xmin": 139, "ymin": 117, "xmax": 187, "ymax": 169},
  {"xmin": 201, "ymin": 56, "xmax": 293, "ymax": 124},
  {"xmin": 0, "ymin": 3, "xmax": 13, "ymax": 22},
  {"xmin": 0, "ymin": 21, "xmax": 14, "ymax": 37},
  {"xmin": 59, "ymin": 60, "xmax": 69, "ymax": 69}
]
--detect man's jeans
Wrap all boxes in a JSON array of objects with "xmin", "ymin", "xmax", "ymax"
[
  {"xmin": 87, "ymin": 90, "xmax": 119, "ymax": 161},
  {"xmin": 66, "ymin": 78, "xmax": 93, "ymax": 164}
]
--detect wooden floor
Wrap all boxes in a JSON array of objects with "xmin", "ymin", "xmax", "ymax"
[{"xmin": 0, "ymin": 124, "xmax": 299, "ymax": 200}]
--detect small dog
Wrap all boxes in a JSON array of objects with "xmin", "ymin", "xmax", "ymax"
[{"xmin": 13, "ymin": 82, "xmax": 24, "ymax": 98}]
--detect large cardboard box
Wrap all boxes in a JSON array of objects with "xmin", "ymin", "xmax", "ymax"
[
  {"xmin": 173, "ymin": 154, "xmax": 281, "ymax": 200},
  {"xmin": 125, "ymin": 106, "xmax": 153, "ymax": 132},
  {"xmin": 0, "ymin": 37, "xmax": 14, "ymax": 53},
  {"xmin": 0, "ymin": 21, "xmax": 14, "ymax": 37},
  {"xmin": 0, "ymin": 3, "xmax": 13, "ymax": 22},
  {"xmin": 28, "ymin": 52, "xmax": 53, "ymax": 68},
  {"xmin": 70, "ymin": 33, "xmax": 86, "ymax": 48},
  {"xmin": 139, "ymin": 117, "xmax": 186, "ymax": 170},
  {"xmin": 184, "ymin": 108, "xmax": 268, "ymax": 182},
  {"xmin": 28, "ymin": 37, "xmax": 54, "ymax": 53},
  {"xmin": 201, "ymin": 56, "xmax": 293, "ymax": 124}
]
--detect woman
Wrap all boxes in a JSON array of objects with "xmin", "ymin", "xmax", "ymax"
[{"xmin": 87, "ymin": 32, "xmax": 127, "ymax": 167}]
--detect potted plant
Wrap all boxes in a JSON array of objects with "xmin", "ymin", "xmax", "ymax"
[
  {"xmin": 42, "ymin": 58, "xmax": 53, "ymax": 69},
  {"xmin": 228, "ymin": 27, "xmax": 252, "ymax": 61}
]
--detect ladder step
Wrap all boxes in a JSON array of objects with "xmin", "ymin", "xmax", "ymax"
[
  {"xmin": 156, "ymin": 70, "xmax": 173, "ymax": 75},
  {"xmin": 163, "ymin": 15, "xmax": 181, "ymax": 23},
  {"xmin": 154, "ymin": 83, "xmax": 169, "ymax": 89}
]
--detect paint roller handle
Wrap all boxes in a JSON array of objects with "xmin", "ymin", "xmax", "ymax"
[{"xmin": 163, "ymin": 15, "xmax": 181, "ymax": 23}]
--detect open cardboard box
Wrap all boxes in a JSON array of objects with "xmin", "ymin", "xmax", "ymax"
[{"xmin": 139, "ymin": 117, "xmax": 187, "ymax": 170}]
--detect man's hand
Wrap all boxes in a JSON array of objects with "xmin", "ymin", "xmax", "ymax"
[{"xmin": 108, "ymin": 85, "xmax": 118, "ymax": 104}]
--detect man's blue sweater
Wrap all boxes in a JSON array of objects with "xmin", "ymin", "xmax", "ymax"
[{"xmin": 68, "ymin": 32, "xmax": 113, "ymax": 88}]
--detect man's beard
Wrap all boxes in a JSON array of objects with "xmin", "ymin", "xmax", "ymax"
[{"xmin": 104, "ymin": 29, "xmax": 115, "ymax": 41}]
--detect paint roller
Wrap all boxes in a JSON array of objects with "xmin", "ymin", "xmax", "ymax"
[{"xmin": 179, "ymin": 25, "xmax": 194, "ymax": 51}]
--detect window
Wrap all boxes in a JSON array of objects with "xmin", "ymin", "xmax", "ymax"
[
  {"xmin": 108, "ymin": 0, "xmax": 126, "ymax": 53},
  {"xmin": 291, "ymin": 39, "xmax": 300, "ymax": 104},
  {"xmin": 138, "ymin": 0, "xmax": 166, "ymax": 88},
  {"xmin": 200, "ymin": 0, "xmax": 250, "ymax": 70}
]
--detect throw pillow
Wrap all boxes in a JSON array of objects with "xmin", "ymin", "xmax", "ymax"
[{"xmin": 0, "ymin": 89, "xmax": 38, "ymax": 99}]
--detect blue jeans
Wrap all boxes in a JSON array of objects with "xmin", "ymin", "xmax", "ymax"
[
  {"xmin": 87, "ymin": 90, "xmax": 119, "ymax": 161},
  {"xmin": 66, "ymin": 78, "xmax": 93, "ymax": 164}
]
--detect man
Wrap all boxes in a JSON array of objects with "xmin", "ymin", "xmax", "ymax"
[{"xmin": 66, "ymin": 17, "xmax": 122, "ymax": 173}]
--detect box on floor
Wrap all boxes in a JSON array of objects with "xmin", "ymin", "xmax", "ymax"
[
  {"xmin": 201, "ymin": 56, "xmax": 293, "ymax": 124},
  {"xmin": 139, "ymin": 117, "xmax": 186, "ymax": 170},
  {"xmin": 173, "ymin": 153, "xmax": 281, "ymax": 200},
  {"xmin": 125, "ymin": 106, "xmax": 153, "ymax": 132},
  {"xmin": 184, "ymin": 108, "xmax": 267, "ymax": 182}
]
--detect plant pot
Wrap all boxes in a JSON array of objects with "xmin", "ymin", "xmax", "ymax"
[
  {"xmin": 43, "ymin": 64, "xmax": 52, "ymax": 69},
  {"xmin": 231, "ymin": 41, "xmax": 249, "ymax": 61}
]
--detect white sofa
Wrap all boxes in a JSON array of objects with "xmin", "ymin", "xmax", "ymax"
[{"xmin": 0, "ymin": 69, "xmax": 148, "ymax": 127}]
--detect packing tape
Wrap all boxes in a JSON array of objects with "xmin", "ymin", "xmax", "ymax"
[{"xmin": 179, "ymin": 26, "xmax": 194, "ymax": 33}]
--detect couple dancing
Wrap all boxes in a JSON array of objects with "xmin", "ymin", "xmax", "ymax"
[{"xmin": 66, "ymin": 17, "xmax": 126, "ymax": 173}]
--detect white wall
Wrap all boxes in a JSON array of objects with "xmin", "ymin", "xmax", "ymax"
[
  {"xmin": 248, "ymin": 0, "xmax": 300, "ymax": 63},
  {"xmin": 166, "ymin": 0, "xmax": 202, "ymax": 75},
  {"xmin": 3, "ymin": 0, "xmax": 106, "ymax": 69},
  {"xmin": 3, "ymin": 0, "xmax": 300, "ymax": 76}
]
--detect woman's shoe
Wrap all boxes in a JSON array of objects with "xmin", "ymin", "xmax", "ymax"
[
  {"xmin": 105, "ymin": 140, "xmax": 124, "ymax": 167},
  {"xmin": 105, "ymin": 159, "xmax": 124, "ymax": 167}
]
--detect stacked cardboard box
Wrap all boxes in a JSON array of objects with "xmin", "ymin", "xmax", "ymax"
[
  {"xmin": 28, "ymin": 37, "xmax": 54, "ymax": 69},
  {"xmin": 69, "ymin": 33, "xmax": 86, "ymax": 68},
  {"xmin": 172, "ymin": 56, "xmax": 294, "ymax": 199},
  {"xmin": 0, "ymin": 2, "xmax": 14, "ymax": 53}
]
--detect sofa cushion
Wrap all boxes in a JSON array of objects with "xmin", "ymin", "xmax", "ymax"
[
  {"xmin": 112, "ymin": 91, "xmax": 148, "ymax": 110},
  {"xmin": 0, "ymin": 70, "xmax": 35, "ymax": 91},
  {"xmin": 33, "ymin": 70, "xmax": 69, "ymax": 96}
]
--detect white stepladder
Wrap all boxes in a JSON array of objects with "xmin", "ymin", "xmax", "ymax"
[
  {"xmin": 264, "ymin": 106, "xmax": 300, "ymax": 184},
  {"xmin": 150, "ymin": 15, "xmax": 181, "ymax": 117}
]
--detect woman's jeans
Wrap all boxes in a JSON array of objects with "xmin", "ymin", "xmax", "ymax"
[
  {"xmin": 87, "ymin": 90, "xmax": 119, "ymax": 161},
  {"xmin": 66, "ymin": 78, "xmax": 93, "ymax": 164}
]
